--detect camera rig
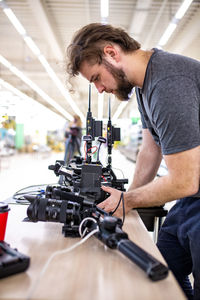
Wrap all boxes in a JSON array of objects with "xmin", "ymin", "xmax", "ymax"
[{"xmin": 24, "ymin": 85, "xmax": 168, "ymax": 281}]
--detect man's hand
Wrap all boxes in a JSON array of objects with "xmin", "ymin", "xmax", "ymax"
[{"xmin": 98, "ymin": 186, "xmax": 128, "ymax": 217}]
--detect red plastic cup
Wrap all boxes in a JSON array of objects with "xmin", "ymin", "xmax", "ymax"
[{"xmin": 0, "ymin": 202, "xmax": 10, "ymax": 241}]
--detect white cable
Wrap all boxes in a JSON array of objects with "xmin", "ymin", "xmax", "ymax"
[
  {"xmin": 112, "ymin": 167, "xmax": 125, "ymax": 179},
  {"xmin": 26, "ymin": 227, "xmax": 99, "ymax": 300},
  {"xmin": 79, "ymin": 217, "xmax": 99, "ymax": 237}
]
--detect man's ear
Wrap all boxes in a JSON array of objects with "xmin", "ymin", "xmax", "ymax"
[{"xmin": 103, "ymin": 44, "xmax": 120, "ymax": 62}]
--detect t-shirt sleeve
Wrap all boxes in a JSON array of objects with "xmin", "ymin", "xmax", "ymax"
[{"xmin": 150, "ymin": 76, "xmax": 200, "ymax": 155}]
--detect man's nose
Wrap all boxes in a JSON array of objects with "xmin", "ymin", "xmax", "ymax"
[{"xmin": 95, "ymin": 82, "xmax": 105, "ymax": 93}]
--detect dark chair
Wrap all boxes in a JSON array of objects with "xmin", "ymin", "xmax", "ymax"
[{"xmin": 137, "ymin": 206, "xmax": 168, "ymax": 243}]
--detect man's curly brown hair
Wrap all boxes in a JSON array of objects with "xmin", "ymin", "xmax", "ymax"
[{"xmin": 66, "ymin": 23, "xmax": 141, "ymax": 78}]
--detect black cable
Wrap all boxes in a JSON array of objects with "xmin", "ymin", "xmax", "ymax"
[
  {"xmin": 121, "ymin": 192, "xmax": 125, "ymax": 225},
  {"xmin": 13, "ymin": 184, "xmax": 47, "ymax": 195},
  {"xmin": 110, "ymin": 193, "xmax": 122, "ymax": 215},
  {"xmin": 12, "ymin": 184, "xmax": 54, "ymax": 204},
  {"xmin": 110, "ymin": 192, "xmax": 125, "ymax": 225}
]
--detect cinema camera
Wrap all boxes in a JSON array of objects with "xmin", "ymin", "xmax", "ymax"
[{"xmin": 25, "ymin": 85, "xmax": 168, "ymax": 281}]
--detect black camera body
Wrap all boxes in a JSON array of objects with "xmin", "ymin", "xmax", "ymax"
[{"xmin": 48, "ymin": 158, "xmax": 128, "ymax": 201}]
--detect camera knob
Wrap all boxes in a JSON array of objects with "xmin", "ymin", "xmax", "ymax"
[
  {"xmin": 103, "ymin": 216, "xmax": 118, "ymax": 231},
  {"xmin": 48, "ymin": 165, "xmax": 55, "ymax": 170}
]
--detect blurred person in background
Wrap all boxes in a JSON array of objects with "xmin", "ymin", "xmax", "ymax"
[{"xmin": 64, "ymin": 114, "xmax": 82, "ymax": 164}]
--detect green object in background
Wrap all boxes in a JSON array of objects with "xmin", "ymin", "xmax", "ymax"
[
  {"xmin": 131, "ymin": 117, "xmax": 140, "ymax": 124},
  {"xmin": 15, "ymin": 124, "xmax": 24, "ymax": 149}
]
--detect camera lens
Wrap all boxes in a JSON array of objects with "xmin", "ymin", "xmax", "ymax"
[{"xmin": 26, "ymin": 196, "xmax": 82, "ymax": 225}]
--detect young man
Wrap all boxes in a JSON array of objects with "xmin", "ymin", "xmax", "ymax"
[{"xmin": 66, "ymin": 23, "xmax": 200, "ymax": 300}]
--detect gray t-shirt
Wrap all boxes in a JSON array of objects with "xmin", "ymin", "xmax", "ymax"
[{"xmin": 136, "ymin": 48, "xmax": 200, "ymax": 155}]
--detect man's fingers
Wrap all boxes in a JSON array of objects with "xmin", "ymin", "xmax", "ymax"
[
  {"xmin": 99, "ymin": 186, "xmax": 123, "ymax": 214},
  {"xmin": 98, "ymin": 199, "xmax": 113, "ymax": 212},
  {"xmin": 101, "ymin": 185, "xmax": 115, "ymax": 193},
  {"xmin": 97, "ymin": 199, "xmax": 107, "ymax": 209}
]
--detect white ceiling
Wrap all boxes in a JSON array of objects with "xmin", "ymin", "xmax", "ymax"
[{"xmin": 0, "ymin": 0, "xmax": 200, "ymax": 123}]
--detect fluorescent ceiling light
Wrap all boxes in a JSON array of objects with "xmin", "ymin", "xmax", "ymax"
[
  {"xmin": 24, "ymin": 36, "xmax": 41, "ymax": 56},
  {"xmin": 101, "ymin": 0, "xmax": 109, "ymax": 18},
  {"xmin": 0, "ymin": 79, "xmax": 31, "ymax": 101},
  {"xmin": 0, "ymin": 79, "xmax": 66, "ymax": 126},
  {"xmin": 157, "ymin": 0, "xmax": 193, "ymax": 47},
  {"xmin": 0, "ymin": 54, "xmax": 12, "ymax": 68},
  {"xmin": 3, "ymin": 7, "xmax": 26, "ymax": 36},
  {"xmin": 158, "ymin": 23, "xmax": 177, "ymax": 46},
  {"xmin": 1, "ymin": 3, "xmax": 84, "ymax": 122},
  {"xmin": 38, "ymin": 54, "xmax": 84, "ymax": 118},
  {"xmin": 0, "ymin": 55, "xmax": 73, "ymax": 121},
  {"xmin": 175, "ymin": 0, "xmax": 193, "ymax": 20}
]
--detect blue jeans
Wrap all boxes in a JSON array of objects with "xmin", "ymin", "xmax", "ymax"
[{"xmin": 157, "ymin": 197, "xmax": 200, "ymax": 300}]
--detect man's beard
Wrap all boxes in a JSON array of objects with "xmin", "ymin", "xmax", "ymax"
[{"xmin": 102, "ymin": 59, "xmax": 134, "ymax": 101}]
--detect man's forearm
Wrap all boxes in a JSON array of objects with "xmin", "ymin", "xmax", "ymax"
[
  {"xmin": 100, "ymin": 146, "xmax": 200, "ymax": 217},
  {"xmin": 128, "ymin": 147, "xmax": 162, "ymax": 190},
  {"xmin": 126, "ymin": 174, "xmax": 190, "ymax": 210},
  {"xmin": 126, "ymin": 145, "xmax": 200, "ymax": 210},
  {"xmin": 100, "ymin": 172, "xmax": 189, "ymax": 216}
]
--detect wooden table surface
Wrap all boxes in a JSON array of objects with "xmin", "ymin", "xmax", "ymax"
[{"xmin": 0, "ymin": 204, "xmax": 186, "ymax": 300}]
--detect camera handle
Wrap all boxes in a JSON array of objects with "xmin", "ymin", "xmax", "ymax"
[
  {"xmin": 117, "ymin": 239, "xmax": 168, "ymax": 281},
  {"xmin": 93, "ymin": 215, "xmax": 169, "ymax": 281}
]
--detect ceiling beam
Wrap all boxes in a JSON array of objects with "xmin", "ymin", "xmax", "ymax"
[
  {"xmin": 143, "ymin": 0, "xmax": 168, "ymax": 49},
  {"xmin": 129, "ymin": 0, "xmax": 152, "ymax": 40},
  {"xmin": 27, "ymin": 0, "xmax": 63, "ymax": 61}
]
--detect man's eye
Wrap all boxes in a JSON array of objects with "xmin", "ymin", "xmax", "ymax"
[{"xmin": 94, "ymin": 76, "xmax": 99, "ymax": 82}]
